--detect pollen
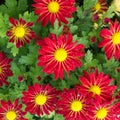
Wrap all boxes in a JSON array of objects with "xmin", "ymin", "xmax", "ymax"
[
  {"xmin": 0, "ymin": 66, "xmax": 2, "ymax": 74},
  {"xmin": 14, "ymin": 26, "xmax": 25, "ymax": 38},
  {"xmin": 35, "ymin": 94, "xmax": 47, "ymax": 105},
  {"xmin": 48, "ymin": 1, "xmax": 60, "ymax": 13},
  {"xmin": 112, "ymin": 32, "xmax": 120, "ymax": 45},
  {"xmin": 54, "ymin": 48, "xmax": 67, "ymax": 62},
  {"xmin": 95, "ymin": 2, "xmax": 101, "ymax": 11},
  {"xmin": 6, "ymin": 110, "xmax": 17, "ymax": 120},
  {"xmin": 89, "ymin": 85, "xmax": 101, "ymax": 95},
  {"xmin": 71, "ymin": 100, "xmax": 83, "ymax": 112},
  {"xmin": 96, "ymin": 108, "xmax": 108, "ymax": 119}
]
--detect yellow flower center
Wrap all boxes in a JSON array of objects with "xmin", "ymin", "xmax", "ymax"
[
  {"xmin": 6, "ymin": 111, "xmax": 17, "ymax": 120},
  {"xmin": 71, "ymin": 100, "xmax": 83, "ymax": 112},
  {"xmin": 35, "ymin": 94, "xmax": 47, "ymax": 105},
  {"xmin": 48, "ymin": 1, "xmax": 60, "ymax": 13},
  {"xmin": 54, "ymin": 48, "xmax": 67, "ymax": 62},
  {"xmin": 112, "ymin": 32, "xmax": 120, "ymax": 45},
  {"xmin": 0, "ymin": 66, "xmax": 2, "ymax": 74},
  {"xmin": 89, "ymin": 85, "xmax": 101, "ymax": 95},
  {"xmin": 96, "ymin": 108, "xmax": 108, "ymax": 119},
  {"xmin": 14, "ymin": 26, "xmax": 25, "ymax": 38},
  {"xmin": 95, "ymin": 2, "xmax": 101, "ymax": 11}
]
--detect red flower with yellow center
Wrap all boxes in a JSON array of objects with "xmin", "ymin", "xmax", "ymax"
[
  {"xmin": 92, "ymin": 0, "xmax": 108, "ymax": 14},
  {"xmin": 90, "ymin": 101, "xmax": 118, "ymax": 120},
  {"xmin": 0, "ymin": 52, "xmax": 13, "ymax": 86},
  {"xmin": 77, "ymin": 70, "xmax": 116, "ymax": 102},
  {"xmin": 0, "ymin": 99, "xmax": 27, "ymax": 120},
  {"xmin": 22, "ymin": 83, "xmax": 58, "ymax": 116},
  {"xmin": 38, "ymin": 33, "xmax": 84, "ymax": 80},
  {"xmin": 98, "ymin": 20, "xmax": 120, "ymax": 60},
  {"xmin": 32, "ymin": 0, "xmax": 77, "ymax": 26},
  {"xmin": 6, "ymin": 17, "xmax": 36, "ymax": 48},
  {"xmin": 57, "ymin": 89, "xmax": 93, "ymax": 120}
]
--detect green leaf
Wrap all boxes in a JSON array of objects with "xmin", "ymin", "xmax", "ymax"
[
  {"xmin": 103, "ymin": 4, "xmax": 115, "ymax": 19},
  {"xmin": 19, "ymin": 53, "xmax": 37, "ymax": 65},
  {"xmin": 83, "ymin": 0, "xmax": 97, "ymax": 10},
  {"xmin": 54, "ymin": 114, "xmax": 64, "ymax": 120},
  {"xmin": 24, "ymin": 113, "xmax": 33, "ymax": 120},
  {"xmin": 18, "ymin": 0, "xmax": 28, "ymax": 13},
  {"xmin": 103, "ymin": 57, "xmax": 119, "ymax": 70},
  {"xmin": 77, "ymin": 32, "xmax": 90, "ymax": 48},
  {"xmin": 77, "ymin": 6, "xmax": 83, "ymax": 19},
  {"xmin": 19, "ymin": 11, "xmax": 38, "ymax": 23},
  {"xmin": 28, "ymin": 65, "xmax": 46, "ymax": 83},
  {"xmin": 50, "ymin": 20, "xmax": 63, "ymax": 36},
  {"xmin": 19, "ymin": 44, "xmax": 38, "ymax": 65},
  {"xmin": 0, "ymin": 13, "xmax": 9, "ymax": 38},
  {"xmin": 85, "ymin": 50, "xmax": 93, "ymax": 62},
  {"xmin": 0, "ymin": 0, "xmax": 28, "ymax": 17},
  {"xmin": 7, "ymin": 43, "xmax": 19, "ymax": 57},
  {"xmin": 83, "ymin": 50, "xmax": 98, "ymax": 70},
  {"xmin": 70, "ymin": 25, "xmax": 78, "ymax": 34}
]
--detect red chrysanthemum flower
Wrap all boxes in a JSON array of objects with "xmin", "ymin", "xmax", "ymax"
[
  {"xmin": 98, "ymin": 20, "xmax": 120, "ymax": 60},
  {"xmin": 0, "ymin": 52, "xmax": 13, "ymax": 86},
  {"xmin": 77, "ymin": 70, "xmax": 116, "ymax": 102},
  {"xmin": 6, "ymin": 17, "xmax": 36, "ymax": 48},
  {"xmin": 57, "ymin": 89, "xmax": 93, "ymax": 120},
  {"xmin": 90, "ymin": 100, "xmax": 119, "ymax": 120},
  {"xmin": 32, "ymin": 0, "xmax": 77, "ymax": 26},
  {"xmin": 92, "ymin": 0, "xmax": 108, "ymax": 14},
  {"xmin": 112, "ymin": 102, "xmax": 120, "ymax": 120},
  {"xmin": 38, "ymin": 33, "xmax": 84, "ymax": 80},
  {"xmin": 92, "ymin": 0, "xmax": 108, "ymax": 21},
  {"xmin": 22, "ymin": 83, "xmax": 58, "ymax": 116},
  {"xmin": 0, "ymin": 99, "xmax": 27, "ymax": 120}
]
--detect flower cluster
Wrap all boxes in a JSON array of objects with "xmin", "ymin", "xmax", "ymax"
[
  {"xmin": 57, "ymin": 70, "xmax": 120, "ymax": 120},
  {"xmin": 0, "ymin": 0, "xmax": 120, "ymax": 119}
]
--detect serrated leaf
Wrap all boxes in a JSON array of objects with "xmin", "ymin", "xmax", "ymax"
[
  {"xmin": 54, "ymin": 114, "xmax": 64, "ymax": 120},
  {"xmin": 50, "ymin": 20, "xmax": 63, "ymax": 36},
  {"xmin": 0, "ymin": 13, "xmax": 9, "ymax": 38},
  {"xmin": 24, "ymin": 113, "xmax": 33, "ymax": 120},
  {"xmin": 7, "ymin": 43, "xmax": 19, "ymax": 57},
  {"xmin": 77, "ymin": 6, "xmax": 83, "ymax": 19},
  {"xmin": 19, "ymin": 11, "xmax": 38, "ymax": 23},
  {"xmin": 103, "ymin": 4, "xmax": 115, "ymax": 18},
  {"xmin": 85, "ymin": 50, "xmax": 93, "ymax": 62},
  {"xmin": 103, "ymin": 57, "xmax": 119, "ymax": 69},
  {"xmin": 18, "ymin": 0, "xmax": 28, "ymax": 12},
  {"xmin": 0, "ymin": 0, "xmax": 27, "ymax": 17},
  {"xmin": 84, "ymin": 0, "xmax": 97, "ymax": 10},
  {"xmin": 70, "ymin": 25, "xmax": 78, "ymax": 33},
  {"xmin": 78, "ymin": 35, "xmax": 90, "ymax": 48},
  {"xmin": 5, "ymin": 0, "xmax": 17, "ymax": 8},
  {"xmin": 19, "ymin": 54, "xmax": 36, "ymax": 65}
]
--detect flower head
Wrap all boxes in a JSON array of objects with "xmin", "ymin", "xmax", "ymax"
[
  {"xmin": 113, "ymin": 0, "xmax": 120, "ymax": 16},
  {"xmin": 38, "ymin": 33, "xmax": 84, "ymax": 80},
  {"xmin": 57, "ymin": 89, "xmax": 93, "ymax": 120},
  {"xmin": 92, "ymin": 0, "xmax": 108, "ymax": 14},
  {"xmin": 6, "ymin": 17, "xmax": 36, "ymax": 48},
  {"xmin": 0, "ymin": 52, "xmax": 13, "ymax": 86},
  {"xmin": 22, "ymin": 83, "xmax": 58, "ymax": 116},
  {"xmin": 77, "ymin": 70, "xmax": 116, "ymax": 102},
  {"xmin": 99, "ymin": 20, "xmax": 120, "ymax": 60},
  {"xmin": 90, "ymin": 101, "xmax": 119, "ymax": 120},
  {"xmin": 0, "ymin": 99, "xmax": 27, "ymax": 120},
  {"xmin": 32, "ymin": 0, "xmax": 77, "ymax": 26}
]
